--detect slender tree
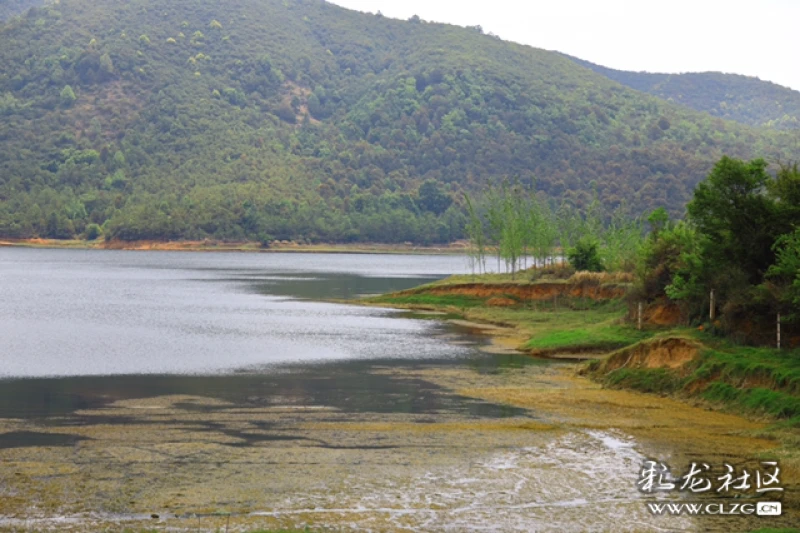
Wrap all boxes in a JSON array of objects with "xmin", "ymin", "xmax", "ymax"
[{"xmin": 464, "ymin": 193, "xmax": 486, "ymax": 275}]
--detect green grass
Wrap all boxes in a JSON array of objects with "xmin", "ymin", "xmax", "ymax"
[
  {"xmin": 524, "ymin": 324, "xmax": 650, "ymax": 352},
  {"xmin": 701, "ymin": 383, "xmax": 800, "ymax": 419},
  {"xmin": 603, "ymin": 368, "xmax": 687, "ymax": 394},
  {"xmin": 689, "ymin": 343, "xmax": 800, "ymax": 395},
  {"xmin": 376, "ymin": 287, "xmax": 651, "ymax": 354}
]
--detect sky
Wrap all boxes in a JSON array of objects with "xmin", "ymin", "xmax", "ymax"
[{"xmin": 329, "ymin": 0, "xmax": 800, "ymax": 92}]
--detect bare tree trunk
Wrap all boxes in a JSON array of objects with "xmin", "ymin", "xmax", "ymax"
[
  {"xmin": 709, "ymin": 290, "xmax": 716, "ymax": 321},
  {"xmin": 638, "ymin": 302, "xmax": 643, "ymax": 331}
]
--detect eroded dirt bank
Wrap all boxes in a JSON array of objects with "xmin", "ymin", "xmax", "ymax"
[
  {"xmin": 402, "ymin": 281, "xmax": 628, "ymax": 301},
  {"xmin": 0, "ymin": 361, "xmax": 795, "ymax": 532},
  {"xmin": 595, "ymin": 337, "xmax": 702, "ymax": 371}
]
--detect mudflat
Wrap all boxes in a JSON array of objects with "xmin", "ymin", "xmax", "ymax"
[{"xmin": 1, "ymin": 361, "xmax": 794, "ymax": 532}]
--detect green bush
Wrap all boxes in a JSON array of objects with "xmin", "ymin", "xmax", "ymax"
[
  {"xmin": 85, "ymin": 223, "xmax": 102, "ymax": 240},
  {"xmin": 568, "ymin": 237, "xmax": 604, "ymax": 272},
  {"xmin": 59, "ymin": 84, "xmax": 76, "ymax": 106}
]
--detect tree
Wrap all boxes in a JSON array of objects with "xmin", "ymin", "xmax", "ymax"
[
  {"xmin": 99, "ymin": 53, "xmax": 114, "ymax": 79},
  {"xmin": 484, "ymin": 186, "xmax": 505, "ymax": 271},
  {"xmin": 637, "ymin": 221, "xmax": 699, "ymax": 301},
  {"xmin": 527, "ymin": 197, "xmax": 556, "ymax": 268},
  {"xmin": 766, "ymin": 229, "xmax": 800, "ymax": 321},
  {"xmin": 769, "ymin": 163, "xmax": 800, "ymax": 231},
  {"xmin": 60, "ymin": 85, "xmax": 76, "ymax": 107},
  {"xmin": 647, "ymin": 156, "xmax": 800, "ymax": 338},
  {"xmin": 686, "ymin": 157, "xmax": 777, "ymax": 285},
  {"xmin": 567, "ymin": 236, "xmax": 604, "ymax": 272},
  {"xmin": 647, "ymin": 207, "xmax": 669, "ymax": 236},
  {"xmin": 601, "ymin": 208, "xmax": 644, "ymax": 272},
  {"xmin": 85, "ymin": 223, "xmax": 102, "ymax": 240},
  {"xmin": 274, "ymin": 102, "xmax": 296, "ymax": 123},
  {"xmin": 499, "ymin": 184, "xmax": 525, "ymax": 277},
  {"xmin": 464, "ymin": 193, "xmax": 486, "ymax": 275},
  {"xmin": 45, "ymin": 211, "xmax": 74, "ymax": 239},
  {"xmin": 417, "ymin": 180, "xmax": 452, "ymax": 215}
]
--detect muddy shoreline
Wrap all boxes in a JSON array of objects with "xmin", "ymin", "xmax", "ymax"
[
  {"xmin": 0, "ymin": 238, "xmax": 469, "ymax": 255},
  {"xmin": 0, "ymin": 359, "xmax": 795, "ymax": 531}
]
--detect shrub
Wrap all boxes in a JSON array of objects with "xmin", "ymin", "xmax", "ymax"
[
  {"xmin": 85, "ymin": 223, "xmax": 102, "ymax": 240},
  {"xmin": 568, "ymin": 237, "xmax": 604, "ymax": 272}
]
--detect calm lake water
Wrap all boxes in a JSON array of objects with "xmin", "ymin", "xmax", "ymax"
[{"xmin": 0, "ymin": 248, "xmax": 528, "ymax": 419}]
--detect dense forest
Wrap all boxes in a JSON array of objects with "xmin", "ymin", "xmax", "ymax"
[
  {"xmin": 1, "ymin": 0, "xmax": 799, "ymax": 243},
  {"xmin": 0, "ymin": 0, "xmax": 42, "ymax": 22},
  {"xmin": 568, "ymin": 55, "xmax": 800, "ymax": 130},
  {"xmin": 638, "ymin": 158, "xmax": 800, "ymax": 343}
]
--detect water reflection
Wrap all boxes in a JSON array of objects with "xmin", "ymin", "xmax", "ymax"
[
  {"xmin": 234, "ymin": 272, "xmax": 441, "ymax": 300},
  {"xmin": 0, "ymin": 248, "xmax": 534, "ymax": 433},
  {"xmin": 0, "ymin": 431, "xmax": 88, "ymax": 449},
  {"xmin": 0, "ymin": 356, "xmax": 529, "ymax": 423}
]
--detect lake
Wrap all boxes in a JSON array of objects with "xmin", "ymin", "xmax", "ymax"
[
  {"xmin": 0, "ymin": 249, "xmax": 540, "ymax": 421},
  {"xmin": 0, "ymin": 249, "xmax": 481, "ymax": 377},
  {"xmin": 0, "ymin": 248, "xmax": 732, "ymax": 532}
]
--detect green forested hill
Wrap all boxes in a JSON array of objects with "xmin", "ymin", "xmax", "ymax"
[
  {"xmin": 567, "ymin": 55, "xmax": 800, "ymax": 130},
  {"xmin": 1, "ymin": 0, "xmax": 799, "ymax": 243}
]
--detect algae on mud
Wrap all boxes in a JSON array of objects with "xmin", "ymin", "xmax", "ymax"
[
  {"xmin": 364, "ymin": 273, "xmax": 800, "ymax": 528},
  {"xmin": 1, "ymin": 362, "xmax": 796, "ymax": 531}
]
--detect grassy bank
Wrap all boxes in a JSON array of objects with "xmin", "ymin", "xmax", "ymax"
[
  {"xmin": 370, "ymin": 271, "xmax": 648, "ymax": 357},
  {"xmin": 368, "ymin": 272, "xmax": 800, "ymax": 428},
  {"xmin": 592, "ymin": 336, "xmax": 800, "ymax": 425}
]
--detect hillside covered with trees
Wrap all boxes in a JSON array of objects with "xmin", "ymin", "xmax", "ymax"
[
  {"xmin": 567, "ymin": 55, "xmax": 800, "ymax": 130},
  {"xmin": 1, "ymin": 0, "xmax": 799, "ymax": 244},
  {"xmin": 0, "ymin": 0, "xmax": 43, "ymax": 22}
]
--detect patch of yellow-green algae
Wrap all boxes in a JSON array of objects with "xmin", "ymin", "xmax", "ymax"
[
  {"xmin": 1, "ymin": 372, "xmax": 797, "ymax": 531},
  {"xmin": 421, "ymin": 363, "xmax": 799, "ymax": 526},
  {"xmin": 301, "ymin": 419, "xmax": 557, "ymax": 433},
  {"xmin": 0, "ymin": 390, "xmax": 560, "ymax": 532}
]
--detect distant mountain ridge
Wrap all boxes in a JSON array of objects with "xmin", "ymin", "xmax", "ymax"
[
  {"xmin": 565, "ymin": 54, "xmax": 800, "ymax": 130},
  {"xmin": 0, "ymin": 0, "xmax": 798, "ymax": 243}
]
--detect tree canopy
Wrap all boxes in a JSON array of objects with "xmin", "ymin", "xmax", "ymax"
[
  {"xmin": 568, "ymin": 55, "xmax": 800, "ymax": 130},
  {"xmin": 0, "ymin": 0, "xmax": 799, "ymax": 243},
  {"xmin": 640, "ymin": 157, "xmax": 800, "ymax": 343}
]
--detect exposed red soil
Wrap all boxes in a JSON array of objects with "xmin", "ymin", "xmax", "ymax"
[
  {"xmin": 419, "ymin": 282, "xmax": 627, "ymax": 301},
  {"xmin": 597, "ymin": 337, "xmax": 701, "ymax": 373},
  {"xmin": 644, "ymin": 302, "xmax": 683, "ymax": 326}
]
